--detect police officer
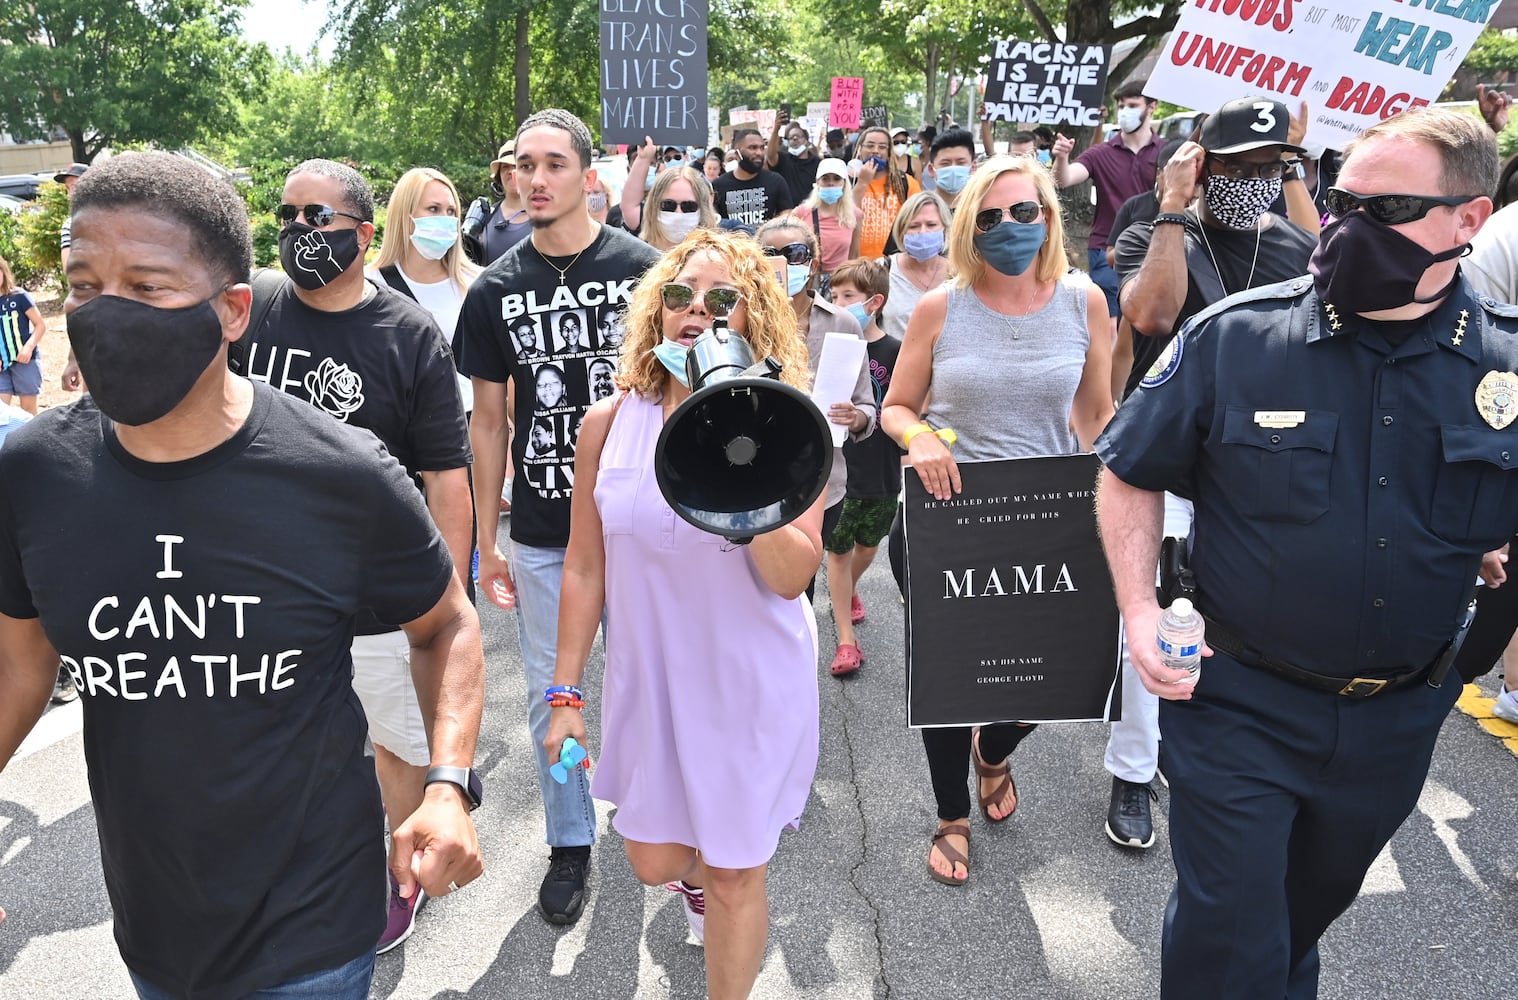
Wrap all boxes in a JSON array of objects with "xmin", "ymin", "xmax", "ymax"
[{"xmin": 1095, "ymin": 107, "xmax": 1512, "ymax": 999}]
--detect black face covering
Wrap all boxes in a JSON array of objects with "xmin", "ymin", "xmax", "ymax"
[
  {"xmin": 1310, "ymin": 211, "xmax": 1466, "ymax": 314},
  {"xmin": 278, "ymin": 223, "xmax": 362, "ymax": 290},
  {"xmin": 68, "ymin": 293, "xmax": 227, "ymax": 426}
]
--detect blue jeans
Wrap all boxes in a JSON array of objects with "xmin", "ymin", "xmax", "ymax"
[
  {"xmin": 131, "ymin": 951, "xmax": 375, "ymax": 999},
  {"xmin": 511, "ymin": 540, "xmax": 597, "ymax": 847},
  {"xmin": 1087, "ymin": 248, "xmax": 1121, "ymax": 317}
]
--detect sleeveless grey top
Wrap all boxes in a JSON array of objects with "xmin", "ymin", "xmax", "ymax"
[{"xmin": 924, "ymin": 273, "xmax": 1090, "ymax": 462}]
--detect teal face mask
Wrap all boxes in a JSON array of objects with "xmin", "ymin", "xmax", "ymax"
[
  {"xmin": 653, "ymin": 341, "xmax": 691, "ymax": 386},
  {"xmin": 410, "ymin": 215, "xmax": 459, "ymax": 260},
  {"xmin": 818, "ymin": 186, "xmax": 844, "ymax": 205},
  {"xmin": 786, "ymin": 263, "xmax": 811, "ymax": 297},
  {"xmin": 845, "ymin": 301, "xmax": 871, "ymax": 328},
  {"xmin": 934, "ymin": 165, "xmax": 971, "ymax": 195}
]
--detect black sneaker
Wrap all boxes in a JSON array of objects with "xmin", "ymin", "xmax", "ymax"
[
  {"xmin": 538, "ymin": 846, "xmax": 591, "ymax": 925},
  {"xmin": 51, "ymin": 666, "xmax": 78, "ymax": 705},
  {"xmin": 1105, "ymin": 776, "xmax": 1159, "ymax": 849}
]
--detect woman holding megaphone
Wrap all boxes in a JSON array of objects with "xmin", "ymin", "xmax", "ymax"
[{"xmin": 544, "ymin": 229, "xmax": 823, "ymax": 1000}]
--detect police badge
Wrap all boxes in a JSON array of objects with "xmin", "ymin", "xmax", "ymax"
[{"xmin": 1475, "ymin": 370, "xmax": 1518, "ymax": 430}]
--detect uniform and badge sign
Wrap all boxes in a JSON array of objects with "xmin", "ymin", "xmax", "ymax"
[{"xmin": 904, "ymin": 454, "xmax": 1121, "ymax": 727}]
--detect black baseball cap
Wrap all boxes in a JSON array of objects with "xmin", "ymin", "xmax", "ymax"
[
  {"xmin": 1198, "ymin": 97, "xmax": 1305, "ymax": 155},
  {"xmin": 54, "ymin": 162, "xmax": 87, "ymax": 183}
]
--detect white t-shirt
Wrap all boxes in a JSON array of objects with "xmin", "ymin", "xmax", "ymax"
[{"xmin": 371, "ymin": 264, "xmax": 474, "ymax": 412}]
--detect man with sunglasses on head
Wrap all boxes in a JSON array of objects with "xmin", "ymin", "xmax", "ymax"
[
  {"xmin": 1096, "ymin": 106, "xmax": 1515, "ymax": 999},
  {"xmin": 455, "ymin": 109, "xmax": 661, "ymax": 927},
  {"xmin": 1098, "ymin": 97, "xmax": 1317, "ymax": 855},
  {"xmin": 238, "ymin": 158, "xmax": 475, "ymax": 955}
]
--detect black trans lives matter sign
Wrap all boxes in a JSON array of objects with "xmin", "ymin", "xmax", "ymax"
[
  {"xmin": 983, "ymin": 41, "xmax": 1109, "ymax": 128},
  {"xmin": 904, "ymin": 455, "xmax": 1120, "ymax": 727},
  {"xmin": 600, "ymin": 0, "xmax": 709, "ymax": 147}
]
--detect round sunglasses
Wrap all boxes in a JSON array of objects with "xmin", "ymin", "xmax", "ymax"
[
  {"xmin": 974, "ymin": 201, "xmax": 1043, "ymax": 234},
  {"xmin": 661, "ymin": 282, "xmax": 741, "ymax": 317}
]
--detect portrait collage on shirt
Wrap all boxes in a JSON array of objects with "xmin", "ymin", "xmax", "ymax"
[{"xmin": 517, "ymin": 304, "xmax": 628, "ymax": 489}]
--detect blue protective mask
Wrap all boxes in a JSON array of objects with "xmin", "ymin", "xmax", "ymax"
[
  {"xmin": 645, "ymin": 169, "xmax": 657, "ymax": 191},
  {"xmin": 653, "ymin": 341, "xmax": 691, "ymax": 387},
  {"xmin": 934, "ymin": 165, "xmax": 971, "ymax": 195},
  {"xmin": 786, "ymin": 263, "xmax": 812, "ymax": 297},
  {"xmin": 974, "ymin": 220, "xmax": 1047, "ymax": 277},
  {"xmin": 846, "ymin": 302, "xmax": 871, "ymax": 329},
  {"xmin": 1037, "ymin": 149, "xmax": 1053, "ymax": 167},
  {"xmin": 818, "ymin": 186, "xmax": 844, "ymax": 205},
  {"xmin": 409, "ymin": 215, "xmax": 459, "ymax": 260},
  {"xmin": 903, "ymin": 230, "xmax": 945, "ymax": 262}
]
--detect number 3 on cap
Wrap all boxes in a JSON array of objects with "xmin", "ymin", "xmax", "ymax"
[{"xmin": 1250, "ymin": 101, "xmax": 1276, "ymax": 134}]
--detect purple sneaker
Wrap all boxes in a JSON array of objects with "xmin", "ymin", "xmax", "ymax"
[{"xmin": 377, "ymin": 871, "xmax": 426, "ymax": 954}]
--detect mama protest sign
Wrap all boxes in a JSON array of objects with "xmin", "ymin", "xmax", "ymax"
[
  {"xmin": 982, "ymin": 41, "xmax": 1110, "ymax": 127},
  {"xmin": 904, "ymin": 454, "xmax": 1121, "ymax": 728},
  {"xmin": 1146, "ymin": 0, "xmax": 1501, "ymax": 151},
  {"xmin": 600, "ymin": 0, "xmax": 709, "ymax": 147}
]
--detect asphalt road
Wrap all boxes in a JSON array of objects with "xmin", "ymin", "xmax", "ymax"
[{"xmin": 2, "ymin": 550, "xmax": 1515, "ymax": 999}]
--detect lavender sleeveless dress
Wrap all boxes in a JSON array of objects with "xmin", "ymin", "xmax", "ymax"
[{"xmin": 590, "ymin": 391, "xmax": 820, "ymax": 869}]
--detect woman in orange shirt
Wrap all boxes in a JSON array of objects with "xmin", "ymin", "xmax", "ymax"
[{"xmin": 853, "ymin": 126, "xmax": 921, "ymax": 259}]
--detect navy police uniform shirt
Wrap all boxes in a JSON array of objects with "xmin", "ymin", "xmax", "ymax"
[{"xmin": 1096, "ymin": 274, "xmax": 1518, "ymax": 679}]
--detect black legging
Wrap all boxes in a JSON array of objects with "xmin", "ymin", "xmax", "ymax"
[
  {"xmin": 1452, "ymin": 537, "xmax": 1518, "ymax": 682},
  {"xmin": 923, "ymin": 722, "xmax": 1037, "ymax": 821}
]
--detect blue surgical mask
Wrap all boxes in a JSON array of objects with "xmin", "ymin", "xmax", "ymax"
[
  {"xmin": 818, "ymin": 186, "xmax": 844, "ymax": 205},
  {"xmin": 903, "ymin": 230, "xmax": 944, "ymax": 262},
  {"xmin": 645, "ymin": 169, "xmax": 657, "ymax": 191},
  {"xmin": 846, "ymin": 302, "xmax": 871, "ymax": 328},
  {"xmin": 1037, "ymin": 149, "xmax": 1052, "ymax": 167},
  {"xmin": 410, "ymin": 215, "xmax": 459, "ymax": 260},
  {"xmin": 653, "ymin": 341, "xmax": 691, "ymax": 386},
  {"xmin": 934, "ymin": 165, "xmax": 971, "ymax": 195},
  {"xmin": 786, "ymin": 263, "xmax": 811, "ymax": 297},
  {"xmin": 973, "ymin": 220, "xmax": 1046, "ymax": 277}
]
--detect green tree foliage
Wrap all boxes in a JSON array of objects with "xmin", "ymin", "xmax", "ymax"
[
  {"xmin": 1460, "ymin": 28, "xmax": 1518, "ymax": 83},
  {"xmin": 0, "ymin": 0, "xmax": 264, "ymax": 163},
  {"xmin": 14, "ymin": 183, "xmax": 71, "ymax": 291}
]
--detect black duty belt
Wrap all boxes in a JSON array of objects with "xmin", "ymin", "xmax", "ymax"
[{"xmin": 1200, "ymin": 614, "xmax": 1458, "ymax": 699}]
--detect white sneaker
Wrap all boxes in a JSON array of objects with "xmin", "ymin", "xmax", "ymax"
[
  {"xmin": 1493, "ymin": 687, "xmax": 1518, "ymax": 724},
  {"xmin": 665, "ymin": 881, "xmax": 705, "ymax": 945}
]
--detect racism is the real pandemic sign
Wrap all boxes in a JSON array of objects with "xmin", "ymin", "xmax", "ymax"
[
  {"xmin": 1146, "ymin": 0, "xmax": 1501, "ymax": 151},
  {"xmin": 982, "ymin": 42, "xmax": 1110, "ymax": 127},
  {"xmin": 599, "ymin": 0, "xmax": 709, "ymax": 147}
]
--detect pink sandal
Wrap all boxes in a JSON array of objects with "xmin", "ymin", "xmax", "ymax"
[{"xmin": 830, "ymin": 643, "xmax": 864, "ymax": 676}]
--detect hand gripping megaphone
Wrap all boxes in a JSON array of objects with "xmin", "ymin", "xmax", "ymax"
[{"xmin": 654, "ymin": 318, "xmax": 833, "ymax": 541}]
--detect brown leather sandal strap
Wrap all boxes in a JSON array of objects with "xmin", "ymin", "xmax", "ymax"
[{"xmin": 931, "ymin": 825, "xmax": 971, "ymax": 868}]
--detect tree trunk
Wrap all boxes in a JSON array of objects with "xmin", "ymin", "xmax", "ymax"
[
  {"xmin": 514, "ymin": 10, "xmax": 530, "ymax": 129},
  {"xmin": 924, "ymin": 43, "xmax": 940, "ymax": 129},
  {"xmin": 67, "ymin": 127, "xmax": 88, "ymax": 164}
]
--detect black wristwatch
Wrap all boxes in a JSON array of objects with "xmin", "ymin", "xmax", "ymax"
[{"xmin": 425, "ymin": 765, "xmax": 483, "ymax": 811}]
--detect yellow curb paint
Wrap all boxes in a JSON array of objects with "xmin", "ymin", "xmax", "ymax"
[{"xmin": 1457, "ymin": 685, "xmax": 1518, "ymax": 758}]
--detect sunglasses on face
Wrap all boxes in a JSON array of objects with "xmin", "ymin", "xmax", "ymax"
[
  {"xmin": 661, "ymin": 282, "xmax": 741, "ymax": 317},
  {"xmin": 659, "ymin": 199, "xmax": 700, "ymax": 213},
  {"xmin": 1322, "ymin": 187, "xmax": 1477, "ymax": 226},
  {"xmin": 275, "ymin": 203, "xmax": 367, "ymax": 227},
  {"xmin": 762, "ymin": 242, "xmax": 814, "ymax": 265},
  {"xmin": 1206, "ymin": 155, "xmax": 1290, "ymax": 181},
  {"xmin": 974, "ymin": 201, "xmax": 1043, "ymax": 233}
]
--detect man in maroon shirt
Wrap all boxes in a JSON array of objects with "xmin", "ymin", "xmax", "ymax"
[{"xmin": 1052, "ymin": 80, "xmax": 1165, "ymax": 332}]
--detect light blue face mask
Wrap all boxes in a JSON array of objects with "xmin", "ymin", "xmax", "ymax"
[
  {"xmin": 653, "ymin": 341, "xmax": 691, "ymax": 386},
  {"xmin": 902, "ymin": 229, "xmax": 945, "ymax": 262},
  {"xmin": 1037, "ymin": 149, "xmax": 1053, "ymax": 167},
  {"xmin": 786, "ymin": 263, "xmax": 811, "ymax": 297},
  {"xmin": 645, "ymin": 168, "xmax": 658, "ymax": 191},
  {"xmin": 818, "ymin": 186, "xmax": 844, "ymax": 205},
  {"xmin": 409, "ymin": 215, "xmax": 459, "ymax": 260},
  {"xmin": 934, "ymin": 165, "xmax": 971, "ymax": 195},
  {"xmin": 845, "ymin": 301, "xmax": 871, "ymax": 328}
]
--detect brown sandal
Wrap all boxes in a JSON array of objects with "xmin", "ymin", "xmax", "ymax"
[
  {"xmin": 972, "ymin": 728, "xmax": 1018, "ymax": 823},
  {"xmin": 928, "ymin": 823, "xmax": 971, "ymax": 885}
]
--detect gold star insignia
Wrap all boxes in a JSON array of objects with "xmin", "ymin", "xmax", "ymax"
[
  {"xmin": 1325, "ymin": 303, "xmax": 1343, "ymax": 332},
  {"xmin": 1452, "ymin": 309, "xmax": 1469, "ymax": 347}
]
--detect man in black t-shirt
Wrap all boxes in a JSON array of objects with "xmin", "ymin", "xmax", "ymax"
[
  {"xmin": 456, "ymin": 108, "xmax": 661, "ymax": 927},
  {"xmin": 713, "ymin": 128, "xmax": 794, "ymax": 226},
  {"xmin": 766, "ymin": 109, "xmax": 822, "ymax": 206},
  {"xmin": 242, "ymin": 158, "xmax": 474, "ymax": 954},
  {"xmin": 1104, "ymin": 97, "xmax": 1315, "ymax": 853},
  {"xmin": 0, "ymin": 152, "xmax": 484, "ymax": 1000}
]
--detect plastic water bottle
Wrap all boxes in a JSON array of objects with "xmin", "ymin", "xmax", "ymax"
[{"xmin": 1156, "ymin": 598, "xmax": 1205, "ymax": 683}]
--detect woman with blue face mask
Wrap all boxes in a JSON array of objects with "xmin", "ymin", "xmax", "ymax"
[
  {"xmin": 792, "ymin": 158, "xmax": 861, "ymax": 289},
  {"xmin": 370, "ymin": 167, "xmax": 481, "ymax": 414},
  {"xmin": 880, "ymin": 191, "xmax": 952, "ymax": 341},
  {"xmin": 878, "ymin": 155, "xmax": 1115, "ymax": 887}
]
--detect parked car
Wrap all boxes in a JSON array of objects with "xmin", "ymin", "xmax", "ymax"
[
  {"xmin": 0, "ymin": 174, "xmax": 47, "ymax": 201},
  {"xmin": 1156, "ymin": 111, "xmax": 1206, "ymax": 143},
  {"xmin": 0, "ymin": 193, "xmax": 24, "ymax": 214}
]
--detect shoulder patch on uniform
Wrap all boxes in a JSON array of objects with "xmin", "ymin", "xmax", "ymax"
[
  {"xmin": 1478, "ymin": 293, "xmax": 1518, "ymax": 319},
  {"xmin": 1141, "ymin": 335, "xmax": 1183, "ymax": 389}
]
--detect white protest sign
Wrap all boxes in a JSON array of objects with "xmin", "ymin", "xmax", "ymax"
[
  {"xmin": 1145, "ymin": 1, "xmax": 1501, "ymax": 151},
  {"xmin": 806, "ymin": 101, "xmax": 831, "ymax": 122}
]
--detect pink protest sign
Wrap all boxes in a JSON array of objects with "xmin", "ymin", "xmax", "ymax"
[{"xmin": 830, "ymin": 77, "xmax": 863, "ymax": 129}]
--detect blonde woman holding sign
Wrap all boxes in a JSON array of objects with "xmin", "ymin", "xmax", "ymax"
[{"xmin": 880, "ymin": 154, "xmax": 1113, "ymax": 884}]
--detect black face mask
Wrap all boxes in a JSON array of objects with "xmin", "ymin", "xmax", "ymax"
[
  {"xmin": 68, "ymin": 292, "xmax": 227, "ymax": 426},
  {"xmin": 1310, "ymin": 211, "xmax": 1466, "ymax": 314},
  {"xmin": 278, "ymin": 223, "xmax": 362, "ymax": 290}
]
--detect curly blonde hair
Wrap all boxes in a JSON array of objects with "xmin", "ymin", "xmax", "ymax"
[{"xmin": 617, "ymin": 229, "xmax": 811, "ymax": 398}]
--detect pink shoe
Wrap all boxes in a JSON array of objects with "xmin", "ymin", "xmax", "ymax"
[
  {"xmin": 830, "ymin": 643, "xmax": 864, "ymax": 677},
  {"xmin": 850, "ymin": 593, "xmax": 866, "ymax": 625}
]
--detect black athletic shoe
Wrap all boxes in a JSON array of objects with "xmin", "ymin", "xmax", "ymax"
[
  {"xmin": 538, "ymin": 846, "xmax": 591, "ymax": 925},
  {"xmin": 1105, "ymin": 776, "xmax": 1159, "ymax": 849},
  {"xmin": 51, "ymin": 667, "xmax": 78, "ymax": 705}
]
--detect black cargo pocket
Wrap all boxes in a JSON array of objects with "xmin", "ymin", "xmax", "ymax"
[
  {"xmin": 1431, "ymin": 425, "xmax": 1518, "ymax": 546},
  {"xmin": 1218, "ymin": 407, "xmax": 1338, "ymax": 523}
]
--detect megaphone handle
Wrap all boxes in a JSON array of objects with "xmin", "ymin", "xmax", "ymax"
[{"xmin": 723, "ymin": 535, "xmax": 754, "ymax": 546}]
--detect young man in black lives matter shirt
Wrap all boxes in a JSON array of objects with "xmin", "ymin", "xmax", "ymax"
[
  {"xmin": 237, "ymin": 158, "xmax": 474, "ymax": 953},
  {"xmin": 0, "ymin": 152, "xmax": 484, "ymax": 1000},
  {"xmin": 457, "ymin": 109, "xmax": 661, "ymax": 926},
  {"xmin": 713, "ymin": 128, "xmax": 794, "ymax": 228}
]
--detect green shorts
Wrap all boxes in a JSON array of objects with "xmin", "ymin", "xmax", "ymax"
[{"xmin": 825, "ymin": 496, "xmax": 898, "ymax": 554}]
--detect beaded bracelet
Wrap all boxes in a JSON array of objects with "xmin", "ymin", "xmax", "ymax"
[{"xmin": 545, "ymin": 684, "xmax": 584, "ymax": 706}]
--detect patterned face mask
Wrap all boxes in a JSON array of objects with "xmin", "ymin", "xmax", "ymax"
[{"xmin": 1202, "ymin": 174, "xmax": 1281, "ymax": 230}]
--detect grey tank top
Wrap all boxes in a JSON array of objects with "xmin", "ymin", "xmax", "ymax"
[{"xmin": 924, "ymin": 274, "xmax": 1090, "ymax": 462}]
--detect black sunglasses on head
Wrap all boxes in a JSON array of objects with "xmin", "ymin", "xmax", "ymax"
[
  {"xmin": 276, "ymin": 203, "xmax": 367, "ymax": 227},
  {"xmin": 659, "ymin": 199, "xmax": 700, "ymax": 213},
  {"xmin": 762, "ymin": 242, "xmax": 814, "ymax": 265},
  {"xmin": 661, "ymin": 282, "xmax": 741, "ymax": 317},
  {"xmin": 974, "ymin": 201, "xmax": 1043, "ymax": 233},
  {"xmin": 1323, "ymin": 187, "xmax": 1476, "ymax": 226}
]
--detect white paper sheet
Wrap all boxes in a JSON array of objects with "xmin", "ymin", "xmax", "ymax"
[{"xmin": 811, "ymin": 331, "xmax": 867, "ymax": 448}]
